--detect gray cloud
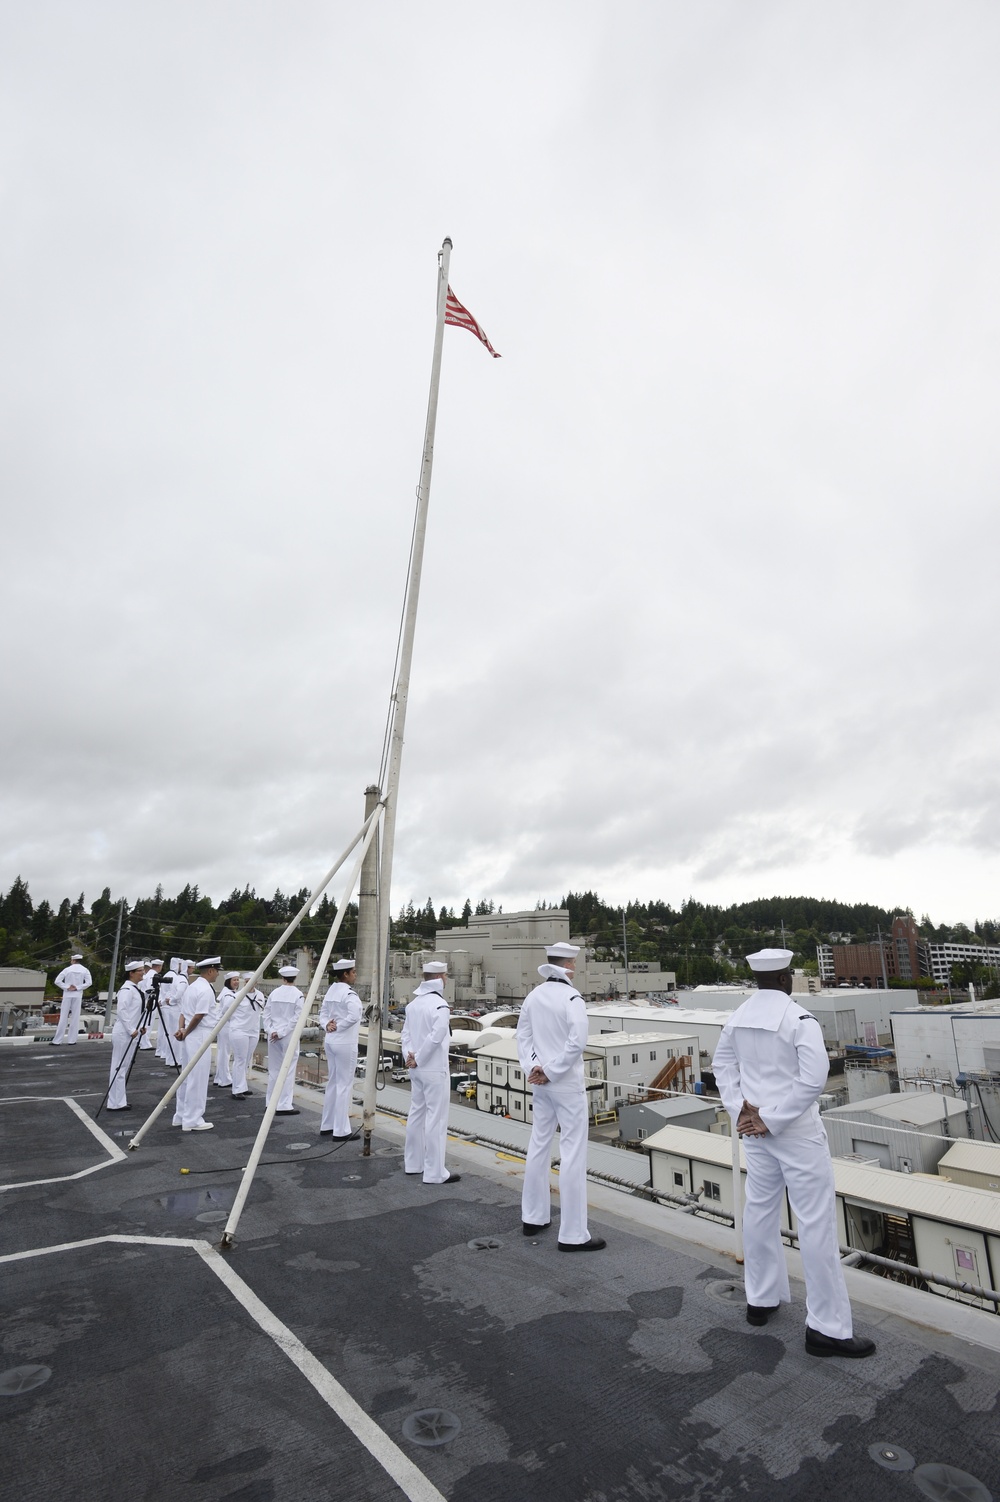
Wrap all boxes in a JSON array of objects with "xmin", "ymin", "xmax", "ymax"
[{"xmin": 3, "ymin": 2, "xmax": 1000, "ymax": 924}]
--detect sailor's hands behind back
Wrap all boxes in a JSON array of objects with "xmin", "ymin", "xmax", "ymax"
[{"xmin": 737, "ymin": 1100, "xmax": 767, "ymax": 1137}]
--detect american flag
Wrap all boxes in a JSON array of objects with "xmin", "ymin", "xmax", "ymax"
[{"xmin": 445, "ymin": 286, "xmax": 501, "ymax": 358}]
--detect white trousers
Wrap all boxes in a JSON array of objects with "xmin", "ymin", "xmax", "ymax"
[
  {"xmin": 742, "ymin": 1127, "xmax": 853, "ymax": 1339},
  {"xmin": 175, "ymin": 1031, "xmax": 212, "ymax": 1128},
  {"xmin": 404, "ymin": 1069, "xmax": 450, "ymax": 1182},
  {"xmin": 522, "ymin": 1085, "xmax": 591, "ymax": 1244},
  {"xmin": 108, "ymin": 1020, "xmax": 139, "ymax": 1108},
  {"xmin": 229, "ymin": 1030, "xmax": 258, "ymax": 1095},
  {"xmin": 321, "ymin": 1034, "xmax": 359, "ymax": 1135},
  {"xmin": 53, "ymin": 992, "xmax": 83, "ymax": 1044},
  {"xmin": 155, "ymin": 1005, "xmax": 181, "ymax": 1063},
  {"xmin": 213, "ymin": 1021, "xmax": 233, "ymax": 1085},
  {"xmin": 266, "ymin": 1035, "xmax": 299, "ymax": 1110}
]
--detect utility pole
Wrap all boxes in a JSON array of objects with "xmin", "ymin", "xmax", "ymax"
[
  {"xmin": 103, "ymin": 899, "xmax": 125, "ymax": 1034},
  {"xmin": 877, "ymin": 923, "xmax": 890, "ymax": 990},
  {"xmin": 622, "ymin": 910, "xmax": 630, "ymax": 1001}
]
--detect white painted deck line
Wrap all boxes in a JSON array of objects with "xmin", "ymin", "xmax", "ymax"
[
  {"xmin": 0, "ymin": 1095, "xmax": 128, "ymax": 1191},
  {"xmin": 0, "ymin": 1235, "xmax": 446, "ymax": 1502}
]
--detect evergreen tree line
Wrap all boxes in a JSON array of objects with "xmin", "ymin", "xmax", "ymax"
[{"xmin": 3, "ymin": 875, "xmax": 999, "ymax": 995}]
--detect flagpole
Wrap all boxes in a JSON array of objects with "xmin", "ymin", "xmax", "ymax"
[{"xmin": 361, "ymin": 237, "xmax": 452, "ymax": 1153}]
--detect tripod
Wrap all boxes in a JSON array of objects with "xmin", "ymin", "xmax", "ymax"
[{"xmin": 95, "ymin": 991, "xmax": 181, "ymax": 1119}]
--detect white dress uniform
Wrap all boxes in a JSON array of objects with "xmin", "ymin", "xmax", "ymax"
[
  {"xmin": 713, "ymin": 985, "xmax": 854, "ymax": 1340},
  {"xmin": 229, "ymin": 982, "xmax": 265, "ymax": 1096},
  {"xmin": 52, "ymin": 961, "xmax": 92, "ymax": 1044},
  {"xmin": 401, "ymin": 979, "xmax": 454, "ymax": 1182},
  {"xmin": 155, "ymin": 965, "xmax": 185, "ymax": 1065},
  {"xmin": 138, "ymin": 965, "xmax": 162, "ymax": 1047},
  {"xmin": 174, "ymin": 975, "xmax": 219, "ymax": 1129},
  {"xmin": 108, "ymin": 976, "xmax": 145, "ymax": 1108},
  {"xmin": 517, "ymin": 963, "xmax": 593, "ymax": 1245},
  {"xmin": 263, "ymin": 981, "xmax": 304, "ymax": 1111},
  {"xmin": 319, "ymin": 981, "xmax": 362, "ymax": 1135},
  {"xmin": 213, "ymin": 977, "xmax": 239, "ymax": 1087}
]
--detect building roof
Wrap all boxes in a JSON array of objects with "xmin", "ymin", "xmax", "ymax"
[
  {"xmin": 938, "ymin": 1140, "xmax": 1000, "ymax": 1177},
  {"xmin": 823, "ymin": 1091, "xmax": 969, "ymax": 1126},
  {"xmin": 585, "ymin": 1030, "xmax": 697, "ymax": 1049},
  {"xmin": 474, "ymin": 1035, "xmax": 600, "ymax": 1062},
  {"xmin": 644, "ymin": 1123, "xmax": 1000, "ymax": 1233},
  {"xmin": 622, "ymin": 1096, "xmax": 716, "ymax": 1120},
  {"xmin": 586, "ymin": 1004, "xmax": 734, "ymax": 1027}
]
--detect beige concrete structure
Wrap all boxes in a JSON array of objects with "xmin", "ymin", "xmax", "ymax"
[{"xmin": 938, "ymin": 1140, "xmax": 1000, "ymax": 1194}]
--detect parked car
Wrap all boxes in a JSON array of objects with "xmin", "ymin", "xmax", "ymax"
[
  {"xmin": 391, "ymin": 1069, "xmax": 409, "ymax": 1084},
  {"xmin": 450, "ymin": 1073, "xmax": 473, "ymax": 1094}
]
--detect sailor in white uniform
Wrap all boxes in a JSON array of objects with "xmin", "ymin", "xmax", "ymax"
[
  {"xmin": 173, "ymin": 956, "xmax": 221, "ymax": 1131},
  {"xmin": 713, "ymin": 947, "xmax": 875, "ymax": 1358},
  {"xmin": 518, "ymin": 942, "xmax": 604, "ymax": 1250},
  {"xmin": 139, "ymin": 960, "xmax": 163, "ymax": 1048},
  {"xmin": 52, "ymin": 954, "xmax": 92, "ymax": 1045},
  {"xmin": 107, "ymin": 959, "xmax": 146, "ymax": 1110},
  {"xmin": 213, "ymin": 972, "xmax": 239, "ymax": 1089},
  {"xmin": 401, "ymin": 961, "xmax": 460, "ymax": 1184},
  {"xmin": 155, "ymin": 958, "xmax": 185, "ymax": 1066},
  {"xmin": 229, "ymin": 972, "xmax": 265, "ymax": 1098},
  {"xmin": 263, "ymin": 966, "xmax": 304, "ymax": 1114},
  {"xmin": 319, "ymin": 958, "xmax": 362, "ymax": 1138}
]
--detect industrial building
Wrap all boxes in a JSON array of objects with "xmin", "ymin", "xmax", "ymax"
[
  {"xmin": 890, "ymin": 1000, "xmax": 1000, "ymax": 1084},
  {"xmin": 584, "ymin": 1030, "xmax": 700, "ymax": 1111},
  {"xmin": 416, "ymin": 908, "xmax": 676, "ymax": 1005},
  {"xmin": 0, "ymin": 967, "xmax": 46, "ymax": 1032},
  {"xmin": 473, "ymin": 1035, "xmax": 604, "ymax": 1122},
  {"xmin": 821, "ymin": 1091, "xmax": 972, "ymax": 1175},
  {"xmin": 938, "ymin": 1140, "xmax": 1000, "ymax": 1193},
  {"xmin": 645, "ymin": 1122, "xmax": 1000, "ymax": 1310},
  {"xmin": 586, "ymin": 1003, "xmax": 733, "ymax": 1062},
  {"xmin": 617, "ymin": 1095, "xmax": 720, "ymax": 1143}
]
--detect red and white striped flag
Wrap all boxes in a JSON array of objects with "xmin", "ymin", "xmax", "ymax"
[{"xmin": 445, "ymin": 286, "xmax": 501, "ymax": 358}]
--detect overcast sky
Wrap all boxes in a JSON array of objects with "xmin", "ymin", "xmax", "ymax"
[{"xmin": 3, "ymin": 2, "xmax": 1000, "ymax": 927}]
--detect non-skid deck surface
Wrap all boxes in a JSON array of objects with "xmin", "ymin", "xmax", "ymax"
[{"xmin": 2, "ymin": 1044, "xmax": 999, "ymax": 1502}]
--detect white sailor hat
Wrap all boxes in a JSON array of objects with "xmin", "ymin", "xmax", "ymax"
[
  {"xmin": 149, "ymin": 958, "xmax": 163, "ymax": 966},
  {"xmin": 170, "ymin": 957, "xmax": 183, "ymax": 972},
  {"xmin": 746, "ymin": 948, "xmax": 794, "ymax": 972},
  {"xmin": 195, "ymin": 955, "xmax": 222, "ymax": 969},
  {"xmin": 123, "ymin": 958, "xmax": 144, "ymax": 972},
  {"xmin": 278, "ymin": 965, "xmax": 299, "ymax": 978},
  {"xmin": 422, "ymin": 960, "xmax": 448, "ymax": 974},
  {"xmin": 224, "ymin": 970, "xmax": 241, "ymax": 981},
  {"xmin": 71, "ymin": 952, "xmax": 83, "ymax": 960},
  {"xmin": 545, "ymin": 942, "xmax": 580, "ymax": 960},
  {"xmin": 333, "ymin": 958, "xmax": 356, "ymax": 972}
]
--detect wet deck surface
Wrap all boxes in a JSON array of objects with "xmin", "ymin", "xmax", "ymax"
[{"xmin": 3, "ymin": 1043, "xmax": 1000, "ymax": 1502}]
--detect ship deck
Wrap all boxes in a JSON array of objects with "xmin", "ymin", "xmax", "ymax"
[{"xmin": 2, "ymin": 1042, "xmax": 999, "ymax": 1502}]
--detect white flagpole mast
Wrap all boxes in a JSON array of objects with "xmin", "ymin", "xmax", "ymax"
[{"xmin": 361, "ymin": 237, "xmax": 452, "ymax": 1153}]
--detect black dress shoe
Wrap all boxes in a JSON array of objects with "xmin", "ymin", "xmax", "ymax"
[
  {"xmin": 746, "ymin": 1303, "xmax": 780, "ymax": 1326},
  {"xmin": 331, "ymin": 1133, "xmax": 355, "ymax": 1140},
  {"xmin": 319, "ymin": 1129, "xmax": 333, "ymax": 1136},
  {"xmin": 231, "ymin": 1092, "xmax": 250, "ymax": 1100},
  {"xmin": 106, "ymin": 1105, "xmax": 132, "ymax": 1112},
  {"xmin": 440, "ymin": 1174, "xmax": 461, "ymax": 1184},
  {"xmin": 404, "ymin": 1169, "xmax": 422, "ymax": 1175},
  {"xmin": 558, "ymin": 1236, "xmax": 606, "ymax": 1252},
  {"xmin": 805, "ymin": 1327, "xmax": 876, "ymax": 1358},
  {"xmin": 275, "ymin": 1108, "xmax": 301, "ymax": 1115},
  {"xmin": 523, "ymin": 1222, "xmax": 551, "ymax": 1236}
]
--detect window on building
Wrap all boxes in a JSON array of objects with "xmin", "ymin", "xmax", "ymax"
[
  {"xmin": 702, "ymin": 1180, "xmax": 721, "ymax": 1201},
  {"xmin": 513, "ymin": 1069, "xmax": 521, "ymax": 1081},
  {"xmin": 612, "ymin": 1054, "xmax": 620, "ymax": 1066},
  {"xmin": 673, "ymin": 1171, "xmax": 684, "ymax": 1187},
  {"xmin": 631, "ymin": 1052, "xmax": 639, "ymax": 1063},
  {"xmin": 637, "ymin": 1128, "xmax": 646, "ymax": 1140},
  {"xmin": 649, "ymin": 1050, "xmax": 656, "ymax": 1061},
  {"xmin": 614, "ymin": 1086, "xmax": 622, "ymax": 1098}
]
